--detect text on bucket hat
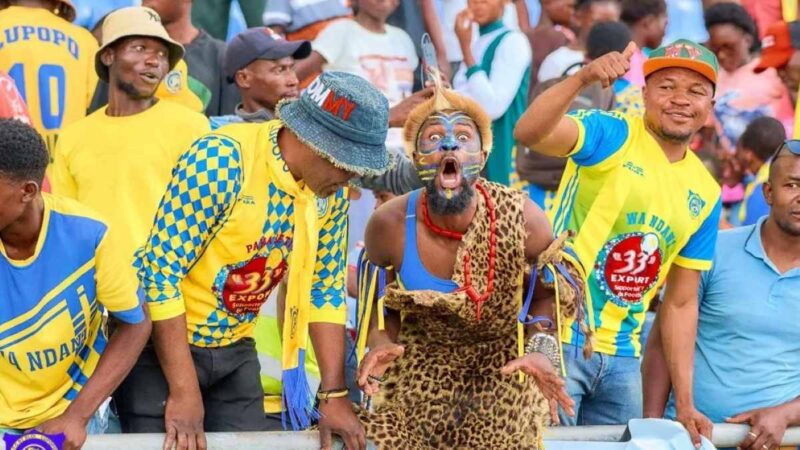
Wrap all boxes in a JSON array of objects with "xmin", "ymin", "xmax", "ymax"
[
  {"xmin": 276, "ymin": 72, "xmax": 391, "ymax": 177},
  {"xmin": 644, "ymin": 39, "xmax": 719, "ymax": 85},
  {"xmin": 94, "ymin": 6, "xmax": 184, "ymax": 82}
]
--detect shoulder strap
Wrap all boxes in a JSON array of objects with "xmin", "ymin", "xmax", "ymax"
[{"xmin": 481, "ymin": 30, "xmax": 512, "ymax": 77}]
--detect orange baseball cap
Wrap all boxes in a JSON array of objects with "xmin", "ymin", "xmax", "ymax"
[{"xmin": 754, "ymin": 21, "xmax": 800, "ymax": 73}]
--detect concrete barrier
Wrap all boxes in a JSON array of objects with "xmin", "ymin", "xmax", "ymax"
[{"xmin": 76, "ymin": 425, "xmax": 800, "ymax": 449}]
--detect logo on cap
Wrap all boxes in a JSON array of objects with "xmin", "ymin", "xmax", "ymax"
[
  {"xmin": 665, "ymin": 43, "xmax": 702, "ymax": 60},
  {"xmin": 762, "ymin": 35, "xmax": 776, "ymax": 49},
  {"xmin": 306, "ymin": 76, "xmax": 358, "ymax": 122},
  {"xmin": 145, "ymin": 9, "xmax": 161, "ymax": 22},
  {"xmin": 263, "ymin": 27, "xmax": 282, "ymax": 41}
]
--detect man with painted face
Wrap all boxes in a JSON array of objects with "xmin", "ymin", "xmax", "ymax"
[
  {"xmin": 354, "ymin": 85, "xmax": 589, "ymax": 449},
  {"xmin": 515, "ymin": 39, "xmax": 722, "ymax": 441}
]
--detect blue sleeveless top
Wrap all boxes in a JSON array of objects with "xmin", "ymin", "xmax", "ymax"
[{"xmin": 397, "ymin": 190, "xmax": 460, "ymax": 293}]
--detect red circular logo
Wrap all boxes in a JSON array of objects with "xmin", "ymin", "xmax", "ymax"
[
  {"xmin": 598, "ymin": 233, "xmax": 662, "ymax": 306},
  {"xmin": 218, "ymin": 249, "xmax": 287, "ymax": 315}
]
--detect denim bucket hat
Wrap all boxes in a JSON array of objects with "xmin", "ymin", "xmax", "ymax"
[{"xmin": 276, "ymin": 72, "xmax": 391, "ymax": 177}]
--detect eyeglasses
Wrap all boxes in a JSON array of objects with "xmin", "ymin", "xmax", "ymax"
[{"xmin": 772, "ymin": 139, "xmax": 800, "ymax": 160}]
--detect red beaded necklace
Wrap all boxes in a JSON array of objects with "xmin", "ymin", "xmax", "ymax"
[{"xmin": 421, "ymin": 183, "xmax": 496, "ymax": 321}]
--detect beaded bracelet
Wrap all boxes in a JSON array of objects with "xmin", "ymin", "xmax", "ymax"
[{"xmin": 317, "ymin": 388, "xmax": 349, "ymax": 402}]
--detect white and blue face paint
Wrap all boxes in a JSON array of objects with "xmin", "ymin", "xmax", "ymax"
[{"xmin": 414, "ymin": 110, "xmax": 483, "ymax": 213}]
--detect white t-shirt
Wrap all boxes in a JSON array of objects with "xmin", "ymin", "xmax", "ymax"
[
  {"xmin": 314, "ymin": 20, "xmax": 419, "ymax": 106},
  {"xmin": 537, "ymin": 46, "xmax": 584, "ymax": 82},
  {"xmin": 314, "ymin": 19, "xmax": 418, "ymax": 150}
]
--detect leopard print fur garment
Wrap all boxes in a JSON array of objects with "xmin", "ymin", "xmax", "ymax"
[{"xmin": 359, "ymin": 182, "xmax": 584, "ymax": 450}]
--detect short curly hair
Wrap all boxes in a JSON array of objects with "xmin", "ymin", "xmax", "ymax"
[
  {"xmin": 0, "ymin": 119, "xmax": 48, "ymax": 185},
  {"xmin": 704, "ymin": 2, "xmax": 759, "ymax": 52},
  {"xmin": 621, "ymin": 0, "xmax": 666, "ymax": 25}
]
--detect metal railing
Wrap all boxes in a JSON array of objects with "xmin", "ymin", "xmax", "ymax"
[{"xmin": 76, "ymin": 425, "xmax": 800, "ymax": 449}]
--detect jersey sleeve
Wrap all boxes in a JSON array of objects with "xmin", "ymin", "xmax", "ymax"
[
  {"xmin": 674, "ymin": 197, "xmax": 722, "ymax": 271},
  {"xmin": 95, "ymin": 222, "xmax": 145, "ymax": 324},
  {"xmin": 135, "ymin": 134, "xmax": 242, "ymax": 321},
  {"xmin": 309, "ymin": 188, "xmax": 349, "ymax": 324},
  {"xmin": 565, "ymin": 109, "xmax": 629, "ymax": 167},
  {"xmin": 49, "ymin": 136, "xmax": 78, "ymax": 198}
]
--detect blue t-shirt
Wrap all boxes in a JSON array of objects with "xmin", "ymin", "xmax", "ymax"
[{"xmin": 666, "ymin": 218, "xmax": 800, "ymax": 423}]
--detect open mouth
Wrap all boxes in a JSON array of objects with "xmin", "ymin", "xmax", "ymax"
[
  {"xmin": 437, "ymin": 156, "xmax": 462, "ymax": 190},
  {"xmin": 140, "ymin": 72, "xmax": 160, "ymax": 84}
]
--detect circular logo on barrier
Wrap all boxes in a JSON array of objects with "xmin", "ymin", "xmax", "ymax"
[
  {"xmin": 4, "ymin": 432, "xmax": 61, "ymax": 450},
  {"xmin": 164, "ymin": 70, "xmax": 182, "ymax": 93},
  {"xmin": 595, "ymin": 232, "xmax": 662, "ymax": 307}
]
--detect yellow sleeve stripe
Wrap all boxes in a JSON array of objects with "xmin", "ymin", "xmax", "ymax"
[
  {"xmin": 309, "ymin": 307, "xmax": 346, "ymax": 325},
  {"xmin": 147, "ymin": 297, "xmax": 187, "ymax": 321},
  {"xmin": 672, "ymin": 256, "xmax": 712, "ymax": 272},
  {"xmin": 566, "ymin": 116, "xmax": 586, "ymax": 157}
]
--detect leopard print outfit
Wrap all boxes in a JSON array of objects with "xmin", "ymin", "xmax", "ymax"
[{"xmin": 359, "ymin": 181, "xmax": 584, "ymax": 450}]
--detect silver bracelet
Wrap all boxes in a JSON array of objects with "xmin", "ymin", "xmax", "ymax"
[{"xmin": 525, "ymin": 332, "xmax": 561, "ymax": 369}]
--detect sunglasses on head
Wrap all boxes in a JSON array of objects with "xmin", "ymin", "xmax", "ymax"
[{"xmin": 772, "ymin": 139, "xmax": 800, "ymax": 159}]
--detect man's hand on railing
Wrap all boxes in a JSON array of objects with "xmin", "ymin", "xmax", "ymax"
[
  {"xmin": 676, "ymin": 407, "xmax": 713, "ymax": 449},
  {"xmin": 318, "ymin": 397, "xmax": 365, "ymax": 450},
  {"xmin": 163, "ymin": 389, "xmax": 206, "ymax": 450},
  {"xmin": 726, "ymin": 404, "xmax": 794, "ymax": 450}
]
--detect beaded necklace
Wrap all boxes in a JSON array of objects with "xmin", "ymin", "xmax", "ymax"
[{"xmin": 420, "ymin": 183, "xmax": 497, "ymax": 321}]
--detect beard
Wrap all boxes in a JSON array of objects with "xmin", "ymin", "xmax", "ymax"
[
  {"xmin": 423, "ymin": 176, "xmax": 474, "ymax": 215},
  {"xmin": 646, "ymin": 116, "xmax": 693, "ymax": 144},
  {"xmin": 116, "ymin": 79, "xmax": 155, "ymax": 100}
]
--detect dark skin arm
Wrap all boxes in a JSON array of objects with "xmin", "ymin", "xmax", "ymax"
[
  {"xmin": 37, "ymin": 307, "xmax": 152, "ymax": 450},
  {"xmin": 514, "ymin": 42, "xmax": 636, "ymax": 155},
  {"xmin": 311, "ymin": 323, "xmax": 366, "ymax": 450},
  {"xmin": 726, "ymin": 398, "xmax": 800, "ymax": 450},
  {"xmin": 356, "ymin": 195, "xmax": 407, "ymax": 395},
  {"xmin": 641, "ymin": 312, "xmax": 672, "ymax": 419},
  {"xmin": 294, "ymin": 51, "xmax": 326, "ymax": 83},
  {"xmin": 152, "ymin": 316, "xmax": 207, "ymax": 450},
  {"xmin": 500, "ymin": 199, "xmax": 574, "ymax": 423},
  {"xmin": 660, "ymin": 266, "xmax": 712, "ymax": 449}
]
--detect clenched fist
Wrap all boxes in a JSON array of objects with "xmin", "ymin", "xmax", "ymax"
[{"xmin": 577, "ymin": 41, "xmax": 638, "ymax": 88}]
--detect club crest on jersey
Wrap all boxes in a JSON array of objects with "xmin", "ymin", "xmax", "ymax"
[
  {"xmin": 164, "ymin": 70, "xmax": 182, "ymax": 93},
  {"xmin": 316, "ymin": 196, "xmax": 329, "ymax": 218},
  {"xmin": 687, "ymin": 190, "xmax": 705, "ymax": 219},
  {"xmin": 595, "ymin": 232, "xmax": 663, "ymax": 308}
]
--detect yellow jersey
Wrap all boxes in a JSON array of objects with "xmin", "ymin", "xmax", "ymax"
[
  {"xmin": 49, "ymin": 100, "xmax": 210, "ymax": 264},
  {"xmin": 0, "ymin": 6, "xmax": 98, "ymax": 149},
  {"xmin": 0, "ymin": 194, "xmax": 143, "ymax": 429},
  {"xmin": 135, "ymin": 120, "xmax": 347, "ymax": 346},
  {"xmin": 551, "ymin": 110, "xmax": 722, "ymax": 357}
]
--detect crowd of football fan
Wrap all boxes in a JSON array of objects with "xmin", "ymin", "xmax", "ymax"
[{"xmin": 1, "ymin": 0, "xmax": 800, "ymax": 450}]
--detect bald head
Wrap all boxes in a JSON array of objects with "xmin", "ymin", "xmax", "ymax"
[{"xmin": 765, "ymin": 146, "xmax": 800, "ymax": 237}]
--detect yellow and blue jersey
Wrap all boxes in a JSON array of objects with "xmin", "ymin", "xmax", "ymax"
[
  {"xmin": 551, "ymin": 110, "xmax": 722, "ymax": 357},
  {"xmin": 0, "ymin": 194, "xmax": 144, "ymax": 429},
  {"xmin": 0, "ymin": 6, "xmax": 99, "ymax": 150},
  {"xmin": 135, "ymin": 120, "xmax": 348, "ymax": 347}
]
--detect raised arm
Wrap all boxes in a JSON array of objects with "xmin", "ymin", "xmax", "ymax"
[{"xmin": 514, "ymin": 41, "xmax": 636, "ymax": 156}]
